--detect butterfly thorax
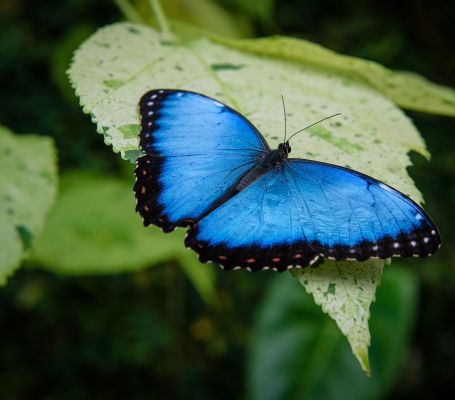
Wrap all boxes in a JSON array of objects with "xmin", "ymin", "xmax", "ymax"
[
  {"xmin": 235, "ymin": 143, "xmax": 291, "ymax": 192},
  {"xmin": 262, "ymin": 143, "xmax": 291, "ymax": 167}
]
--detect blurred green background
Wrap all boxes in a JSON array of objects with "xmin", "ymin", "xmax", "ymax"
[{"xmin": 0, "ymin": 0, "xmax": 454, "ymax": 398}]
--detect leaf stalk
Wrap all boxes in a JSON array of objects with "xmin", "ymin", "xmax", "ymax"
[
  {"xmin": 113, "ymin": 0, "xmax": 144, "ymax": 23},
  {"xmin": 148, "ymin": 0, "xmax": 171, "ymax": 34}
]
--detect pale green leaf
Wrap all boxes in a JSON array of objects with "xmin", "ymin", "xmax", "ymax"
[
  {"xmin": 291, "ymin": 260, "xmax": 384, "ymax": 374},
  {"xmin": 213, "ymin": 35, "xmax": 455, "ymax": 117},
  {"xmin": 68, "ymin": 22, "xmax": 432, "ymax": 370},
  {"xmin": 30, "ymin": 172, "xmax": 216, "ymax": 303},
  {"xmin": 31, "ymin": 172, "xmax": 184, "ymax": 274},
  {"xmin": 69, "ymin": 23, "xmax": 426, "ymax": 199},
  {"xmin": 0, "ymin": 125, "xmax": 57, "ymax": 284}
]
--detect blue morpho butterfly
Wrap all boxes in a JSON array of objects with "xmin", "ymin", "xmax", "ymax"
[{"xmin": 134, "ymin": 89, "xmax": 441, "ymax": 272}]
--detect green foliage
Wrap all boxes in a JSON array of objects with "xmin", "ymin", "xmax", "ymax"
[
  {"xmin": 222, "ymin": 0, "xmax": 276, "ymax": 25},
  {"xmin": 31, "ymin": 172, "xmax": 179, "ymax": 274},
  {"xmin": 157, "ymin": 0, "xmax": 253, "ymax": 38},
  {"xmin": 30, "ymin": 172, "xmax": 216, "ymax": 303},
  {"xmin": 0, "ymin": 125, "xmax": 57, "ymax": 284},
  {"xmin": 214, "ymin": 36, "xmax": 455, "ymax": 117},
  {"xmin": 66, "ymin": 21, "xmax": 446, "ymax": 371},
  {"xmin": 1, "ymin": 0, "xmax": 454, "ymax": 397},
  {"xmin": 292, "ymin": 260, "xmax": 383, "ymax": 374},
  {"xmin": 248, "ymin": 268, "xmax": 417, "ymax": 400},
  {"xmin": 178, "ymin": 250, "xmax": 217, "ymax": 304}
]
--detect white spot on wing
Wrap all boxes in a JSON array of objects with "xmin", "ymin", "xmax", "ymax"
[
  {"xmin": 378, "ymin": 182, "xmax": 393, "ymax": 193},
  {"xmin": 309, "ymin": 256, "xmax": 319, "ymax": 266}
]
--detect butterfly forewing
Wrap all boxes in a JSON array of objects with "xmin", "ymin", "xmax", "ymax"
[{"xmin": 134, "ymin": 89, "xmax": 268, "ymax": 232}]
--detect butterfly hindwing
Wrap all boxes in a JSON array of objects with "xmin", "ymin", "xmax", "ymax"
[
  {"xmin": 185, "ymin": 168, "xmax": 321, "ymax": 271},
  {"xmin": 134, "ymin": 90, "xmax": 268, "ymax": 232},
  {"xmin": 185, "ymin": 159, "xmax": 440, "ymax": 270}
]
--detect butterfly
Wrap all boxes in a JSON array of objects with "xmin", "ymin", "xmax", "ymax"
[{"xmin": 134, "ymin": 89, "xmax": 441, "ymax": 272}]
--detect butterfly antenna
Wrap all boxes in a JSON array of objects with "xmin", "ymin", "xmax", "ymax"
[
  {"xmin": 281, "ymin": 95, "xmax": 287, "ymax": 143},
  {"xmin": 287, "ymin": 113, "xmax": 342, "ymax": 142}
]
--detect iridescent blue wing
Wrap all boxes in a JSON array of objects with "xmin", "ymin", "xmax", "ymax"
[
  {"xmin": 134, "ymin": 89, "xmax": 269, "ymax": 232},
  {"xmin": 185, "ymin": 159, "xmax": 441, "ymax": 271}
]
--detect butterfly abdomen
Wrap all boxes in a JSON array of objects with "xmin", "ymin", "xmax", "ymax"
[
  {"xmin": 236, "ymin": 164, "xmax": 268, "ymax": 192},
  {"xmin": 236, "ymin": 148, "xmax": 287, "ymax": 192},
  {"xmin": 199, "ymin": 151, "xmax": 282, "ymax": 217}
]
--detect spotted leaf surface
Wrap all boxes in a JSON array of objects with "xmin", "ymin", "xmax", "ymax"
[
  {"xmin": 0, "ymin": 125, "xmax": 57, "ymax": 284},
  {"xmin": 214, "ymin": 35, "xmax": 455, "ymax": 117},
  {"xmin": 68, "ymin": 22, "xmax": 437, "ymax": 372},
  {"xmin": 69, "ymin": 23, "xmax": 429, "ymax": 205},
  {"xmin": 292, "ymin": 260, "xmax": 383, "ymax": 374}
]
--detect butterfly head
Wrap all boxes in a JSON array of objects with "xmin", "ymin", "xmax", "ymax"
[{"xmin": 278, "ymin": 142, "xmax": 291, "ymax": 159}]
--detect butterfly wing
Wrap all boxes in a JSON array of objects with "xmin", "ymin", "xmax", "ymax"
[
  {"xmin": 185, "ymin": 166, "xmax": 320, "ymax": 272},
  {"xmin": 185, "ymin": 159, "xmax": 441, "ymax": 271},
  {"xmin": 134, "ymin": 89, "xmax": 269, "ymax": 232}
]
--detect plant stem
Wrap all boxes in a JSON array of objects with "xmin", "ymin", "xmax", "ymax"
[
  {"xmin": 148, "ymin": 0, "xmax": 171, "ymax": 34},
  {"xmin": 113, "ymin": 0, "xmax": 144, "ymax": 24}
]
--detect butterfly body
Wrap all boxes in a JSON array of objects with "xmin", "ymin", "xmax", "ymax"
[
  {"xmin": 134, "ymin": 89, "xmax": 441, "ymax": 271},
  {"xmin": 234, "ymin": 144, "xmax": 289, "ymax": 192}
]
